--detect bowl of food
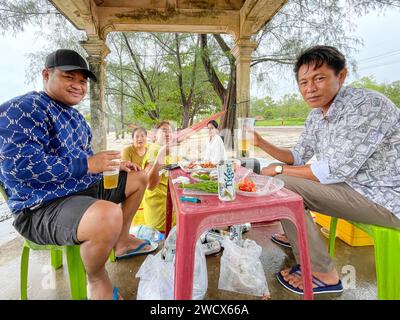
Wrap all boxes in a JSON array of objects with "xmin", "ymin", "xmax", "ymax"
[{"xmin": 236, "ymin": 174, "xmax": 284, "ymax": 197}]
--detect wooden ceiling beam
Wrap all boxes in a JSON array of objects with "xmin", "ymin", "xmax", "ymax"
[
  {"xmin": 94, "ymin": 0, "xmax": 245, "ymax": 10},
  {"xmin": 49, "ymin": 0, "xmax": 287, "ymax": 40},
  {"xmin": 97, "ymin": 6, "xmax": 239, "ymax": 37},
  {"xmin": 49, "ymin": 0, "xmax": 100, "ymax": 37},
  {"xmin": 240, "ymin": 0, "xmax": 287, "ymax": 38}
]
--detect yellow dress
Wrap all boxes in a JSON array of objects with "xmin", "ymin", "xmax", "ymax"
[
  {"xmin": 121, "ymin": 145, "xmax": 147, "ymax": 226},
  {"xmin": 121, "ymin": 145, "xmax": 147, "ymax": 167},
  {"xmin": 142, "ymin": 143, "xmax": 177, "ymax": 232}
]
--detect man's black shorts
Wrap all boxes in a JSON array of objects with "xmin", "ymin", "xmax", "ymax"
[{"xmin": 12, "ymin": 171, "xmax": 128, "ymax": 246}]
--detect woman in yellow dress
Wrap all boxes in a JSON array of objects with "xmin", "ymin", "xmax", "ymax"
[
  {"xmin": 142, "ymin": 121, "xmax": 178, "ymax": 232},
  {"xmin": 121, "ymin": 127, "xmax": 148, "ymax": 167},
  {"xmin": 121, "ymin": 127, "xmax": 148, "ymax": 226}
]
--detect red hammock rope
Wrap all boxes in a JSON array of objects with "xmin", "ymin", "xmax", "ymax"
[{"xmin": 146, "ymin": 110, "xmax": 227, "ymax": 142}]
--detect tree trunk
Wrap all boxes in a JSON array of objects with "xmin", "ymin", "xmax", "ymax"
[
  {"xmin": 200, "ymin": 34, "xmax": 237, "ymax": 149},
  {"xmin": 115, "ymin": 121, "xmax": 120, "ymax": 140},
  {"xmin": 120, "ymin": 91, "xmax": 125, "ymax": 139},
  {"xmin": 174, "ymin": 33, "xmax": 199, "ymax": 129},
  {"xmin": 219, "ymin": 69, "xmax": 236, "ymax": 151},
  {"xmin": 182, "ymin": 107, "xmax": 191, "ymax": 128},
  {"xmin": 221, "ymin": 64, "xmax": 237, "ymax": 132}
]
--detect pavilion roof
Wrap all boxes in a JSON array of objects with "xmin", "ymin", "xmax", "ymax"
[{"xmin": 49, "ymin": 0, "xmax": 287, "ymax": 41}]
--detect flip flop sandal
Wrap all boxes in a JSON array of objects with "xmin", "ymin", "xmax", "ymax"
[
  {"xmin": 113, "ymin": 287, "xmax": 120, "ymax": 300},
  {"xmin": 115, "ymin": 240, "xmax": 158, "ymax": 260},
  {"xmin": 271, "ymin": 234, "xmax": 292, "ymax": 248},
  {"xmin": 276, "ymin": 265, "xmax": 344, "ymax": 295}
]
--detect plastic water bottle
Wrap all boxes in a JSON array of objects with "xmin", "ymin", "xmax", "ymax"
[
  {"xmin": 161, "ymin": 226, "xmax": 177, "ymax": 261},
  {"xmin": 130, "ymin": 225, "xmax": 165, "ymax": 242}
]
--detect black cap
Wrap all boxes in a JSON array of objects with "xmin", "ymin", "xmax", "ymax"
[{"xmin": 45, "ymin": 49, "xmax": 97, "ymax": 82}]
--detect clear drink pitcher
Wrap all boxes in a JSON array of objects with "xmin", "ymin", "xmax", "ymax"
[{"xmin": 237, "ymin": 117, "xmax": 255, "ymax": 158}]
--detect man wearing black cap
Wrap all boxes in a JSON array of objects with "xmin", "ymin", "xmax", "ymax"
[{"xmin": 0, "ymin": 49, "xmax": 157, "ymax": 300}]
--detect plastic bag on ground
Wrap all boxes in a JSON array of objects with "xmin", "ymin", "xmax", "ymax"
[
  {"xmin": 218, "ymin": 237, "xmax": 269, "ymax": 297},
  {"xmin": 135, "ymin": 226, "xmax": 208, "ymax": 300}
]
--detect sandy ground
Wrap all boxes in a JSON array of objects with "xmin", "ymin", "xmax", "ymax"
[{"xmin": 0, "ymin": 126, "xmax": 304, "ymax": 221}]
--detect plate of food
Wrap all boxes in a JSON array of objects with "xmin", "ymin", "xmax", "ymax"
[
  {"xmin": 179, "ymin": 180, "xmax": 219, "ymax": 196},
  {"xmin": 190, "ymin": 170, "xmax": 218, "ymax": 182},
  {"xmin": 236, "ymin": 175, "xmax": 284, "ymax": 197},
  {"xmin": 179, "ymin": 160, "xmax": 218, "ymax": 173}
]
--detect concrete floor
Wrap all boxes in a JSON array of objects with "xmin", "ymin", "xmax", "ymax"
[{"xmin": 0, "ymin": 220, "xmax": 377, "ymax": 300}]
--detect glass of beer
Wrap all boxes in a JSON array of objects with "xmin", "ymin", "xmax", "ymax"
[
  {"xmin": 103, "ymin": 160, "xmax": 120, "ymax": 189},
  {"xmin": 237, "ymin": 118, "xmax": 255, "ymax": 158}
]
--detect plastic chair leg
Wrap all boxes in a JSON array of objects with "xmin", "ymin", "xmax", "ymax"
[
  {"xmin": 20, "ymin": 244, "xmax": 30, "ymax": 300},
  {"xmin": 65, "ymin": 245, "xmax": 87, "ymax": 300},
  {"xmin": 50, "ymin": 249, "xmax": 63, "ymax": 269},
  {"xmin": 109, "ymin": 249, "xmax": 116, "ymax": 262},
  {"xmin": 372, "ymin": 226, "xmax": 400, "ymax": 300},
  {"xmin": 329, "ymin": 217, "xmax": 338, "ymax": 257},
  {"xmin": 320, "ymin": 214, "xmax": 400, "ymax": 299}
]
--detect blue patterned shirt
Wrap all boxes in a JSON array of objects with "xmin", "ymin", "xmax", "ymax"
[
  {"xmin": 0, "ymin": 91, "xmax": 101, "ymax": 213},
  {"xmin": 291, "ymin": 86, "xmax": 400, "ymax": 218}
]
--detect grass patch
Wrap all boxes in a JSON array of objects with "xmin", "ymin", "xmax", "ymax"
[{"xmin": 255, "ymin": 118, "xmax": 305, "ymax": 126}]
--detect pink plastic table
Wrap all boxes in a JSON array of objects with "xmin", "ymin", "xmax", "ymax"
[{"xmin": 166, "ymin": 168, "xmax": 314, "ymax": 300}]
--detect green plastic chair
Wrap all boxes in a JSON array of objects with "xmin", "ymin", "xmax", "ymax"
[
  {"xmin": 0, "ymin": 181, "xmax": 119, "ymax": 299},
  {"xmin": 0, "ymin": 182, "xmax": 87, "ymax": 299},
  {"xmin": 21, "ymin": 239, "xmax": 87, "ymax": 300},
  {"xmin": 328, "ymin": 216, "xmax": 400, "ymax": 300}
]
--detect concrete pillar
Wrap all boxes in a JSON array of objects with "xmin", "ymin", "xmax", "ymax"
[
  {"xmin": 80, "ymin": 38, "xmax": 110, "ymax": 153},
  {"xmin": 231, "ymin": 38, "xmax": 257, "ymax": 118}
]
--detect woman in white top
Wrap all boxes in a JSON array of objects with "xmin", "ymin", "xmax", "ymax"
[{"xmin": 204, "ymin": 120, "xmax": 227, "ymax": 162}]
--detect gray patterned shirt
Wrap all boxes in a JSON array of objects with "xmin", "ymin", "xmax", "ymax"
[{"xmin": 291, "ymin": 86, "xmax": 400, "ymax": 218}]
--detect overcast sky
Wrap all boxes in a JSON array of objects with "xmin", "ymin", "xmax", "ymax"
[
  {"xmin": 0, "ymin": 8, "xmax": 400, "ymax": 104},
  {"xmin": 256, "ymin": 8, "xmax": 400, "ymax": 99}
]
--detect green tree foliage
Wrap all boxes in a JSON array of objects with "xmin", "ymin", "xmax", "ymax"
[
  {"xmin": 0, "ymin": 0, "xmax": 60, "ymax": 35},
  {"xmin": 1, "ymin": 0, "xmax": 400, "ymax": 132},
  {"xmin": 252, "ymin": 0, "xmax": 400, "ymax": 80},
  {"xmin": 251, "ymin": 94, "xmax": 309, "ymax": 122},
  {"xmin": 384, "ymin": 81, "xmax": 400, "ymax": 107},
  {"xmin": 106, "ymin": 32, "xmax": 220, "ymax": 132},
  {"xmin": 252, "ymin": 77, "xmax": 400, "ymax": 127},
  {"xmin": 350, "ymin": 76, "xmax": 400, "ymax": 107}
]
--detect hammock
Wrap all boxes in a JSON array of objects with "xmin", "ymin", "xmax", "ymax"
[
  {"xmin": 175, "ymin": 110, "xmax": 226, "ymax": 142},
  {"xmin": 147, "ymin": 110, "xmax": 226, "ymax": 142}
]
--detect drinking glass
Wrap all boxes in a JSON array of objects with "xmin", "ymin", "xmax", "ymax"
[
  {"xmin": 103, "ymin": 159, "xmax": 120, "ymax": 189},
  {"xmin": 237, "ymin": 118, "xmax": 255, "ymax": 158}
]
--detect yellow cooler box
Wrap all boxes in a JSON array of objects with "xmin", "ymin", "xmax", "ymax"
[{"xmin": 313, "ymin": 212, "xmax": 374, "ymax": 247}]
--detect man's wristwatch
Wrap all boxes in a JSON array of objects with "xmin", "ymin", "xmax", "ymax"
[{"xmin": 275, "ymin": 165, "xmax": 284, "ymax": 175}]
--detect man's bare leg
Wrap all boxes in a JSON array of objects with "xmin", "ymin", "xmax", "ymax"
[
  {"xmin": 114, "ymin": 170, "xmax": 152, "ymax": 256},
  {"xmin": 77, "ymin": 200, "xmax": 123, "ymax": 300}
]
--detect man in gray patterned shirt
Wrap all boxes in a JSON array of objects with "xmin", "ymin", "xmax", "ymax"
[{"xmin": 252, "ymin": 45, "xmax": 400, "ymax": 295}]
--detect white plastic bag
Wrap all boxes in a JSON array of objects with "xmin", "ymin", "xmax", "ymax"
[
  {"xmin": 135, "ymin": 226, "xmax": 208, "ymax": 300},
  {"xmin": 135, "ymin": 252, "xmax": 173, "ymax": 299},
  {"xmin": 218, "ymin": 238, "xmax": 269, "ymax": 297}
]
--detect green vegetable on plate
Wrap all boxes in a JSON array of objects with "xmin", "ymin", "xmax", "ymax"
[{"xmin": 180, "ymin": 181, "xmax": 218, "ymax": 193}]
